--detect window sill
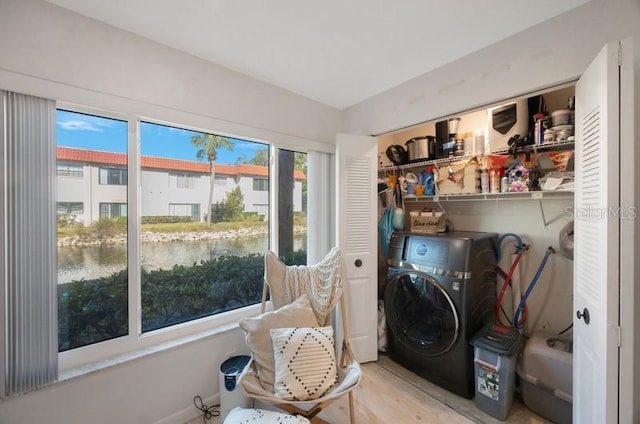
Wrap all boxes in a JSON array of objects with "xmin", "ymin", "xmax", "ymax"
[{"xmin": 58, "ymin": 303, "xmax": 264, "ymax": 383}]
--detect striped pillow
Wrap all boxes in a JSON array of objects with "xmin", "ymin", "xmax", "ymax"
[{"xmin": 270, "ymin": 326, "xmax": 338, "ymax": 401}]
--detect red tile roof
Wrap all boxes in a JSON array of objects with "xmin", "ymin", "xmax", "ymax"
[{"xmin": 57, "ymin": 146, "xmax": 305, "ymax": 179}]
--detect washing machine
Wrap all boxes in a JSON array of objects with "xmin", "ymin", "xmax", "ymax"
[{"xmin": 384, "ymin": 231, "xmax": 497, "ymax": 399}]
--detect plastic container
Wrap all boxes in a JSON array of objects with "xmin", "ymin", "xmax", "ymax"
[
  {"xmin": 517, "ymin": 332, "xmax": 573, "ymax": 424},
  {"xmin": 553, "ymin": 125, "xmax": 574, "ymax": 142},
  {"xmin": 220, "ymin": 355, "xmax": 251, "ymax": 421},
  {"xmin": 470, "ymin": 325, "xmax": 522, "ymax": 420},
  {"xmin": 551, "ymin": 109, "xmax": 572, "ymax": 126}
]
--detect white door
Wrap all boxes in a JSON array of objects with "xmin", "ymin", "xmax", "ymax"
[
  {"xmin": 335, "ymin": 133, "xmax": 378, "ymax": 363},
  {"xmin": 573, "ymin": 40, "xmax": 630, "ymax": 423}
]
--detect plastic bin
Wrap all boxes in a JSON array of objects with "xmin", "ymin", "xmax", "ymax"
[
  {"xmin": 219, "ymin": 355, "xmax": 251, "ymax": 421},
  {"xmin": 517, "ymin": 332, "xmax": 573, "ymax": 424},
  {"xmin": 470, "ymin": 325, "xmax": 521, "ymax": 420}
]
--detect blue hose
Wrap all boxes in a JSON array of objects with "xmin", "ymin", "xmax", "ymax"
[
  {"xmin": 513, "ymin": 246, "xmax": 555, "ymax": 329},
  {"xmin": 498, "ymin": 233, "xmax": 524, "ymax": 260}
]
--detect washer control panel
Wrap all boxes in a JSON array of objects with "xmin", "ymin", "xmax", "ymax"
[{"xmin": 407, "ymin": 238, "xmax": 450, "ymax": 266}]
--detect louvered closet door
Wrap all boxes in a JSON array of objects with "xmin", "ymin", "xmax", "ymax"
[
  {"xmin": 573, "ymin": 41, "xmax": 623, "ymax": 424},
  {"xmin": 336, "ymin": 134, "xmax": 378, "ymax": 363}
]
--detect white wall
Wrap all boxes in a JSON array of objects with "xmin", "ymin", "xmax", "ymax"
[
  {"xmin": 344, "ymin": 0, "xmax": 640, "ymax": 136},
  {"xmin": 0, "ymin": 1, "xmax": 339, "ymax": 423}
]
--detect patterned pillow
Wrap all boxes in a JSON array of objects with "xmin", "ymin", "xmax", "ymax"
[
  {"xmin": 223, "ymin": 407, "xmax": 310, "ymax": 424},
  {"xmin": 270, "ymin": 326, "xmax": 338, "ymax": 401},
  {"xmin": 238, "ymin": 294, "xmax": 319, "ymax": 391}
]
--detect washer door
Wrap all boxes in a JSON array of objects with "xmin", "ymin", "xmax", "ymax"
[{"xmin": 385, "ymin": 271, "xmax": 459, "ymax": 356}]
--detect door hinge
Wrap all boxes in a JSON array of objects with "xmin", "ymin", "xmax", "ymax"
[
  {"xmin": 618, "ymin": 42, "xmax": 622, "ymax": 66},
  {"xmin": 618, "ymin": 326, "xmax": 622, "ymax": 347}
]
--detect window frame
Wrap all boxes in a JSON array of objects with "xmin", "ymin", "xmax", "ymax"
[
  {"xmin": 99, "ymin": 167, "xmax": 128, "ymax": 185},
  {"xmin": 253, "ymin": 177, "xmax": 269, "ymax": 192},
  {"xmin": 57, "ymin": 106, "xmax": 308, "ymax": 373}
]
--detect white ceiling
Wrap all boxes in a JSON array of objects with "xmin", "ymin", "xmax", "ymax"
[{"xmin": 45, "ymin": 0, "xmax": 589, "ymax": 109}]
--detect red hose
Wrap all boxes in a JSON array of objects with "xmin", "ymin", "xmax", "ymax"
[{"xmin": 496, "ymin": 249, "xmax": 527, "ymax": 327}]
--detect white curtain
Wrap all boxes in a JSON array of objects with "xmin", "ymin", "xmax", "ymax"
[
  {"xmin": 306, "ymin": 151, "xmax": 335, "ymax": 264},
  {"xmin": 2, "ymin": 91, "xmax": 58, "ymax": 397}
]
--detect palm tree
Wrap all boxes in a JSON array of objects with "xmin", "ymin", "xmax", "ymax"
[{"xmin": 191, "ymin": 133, "xmax": 234, "ymax": 224}]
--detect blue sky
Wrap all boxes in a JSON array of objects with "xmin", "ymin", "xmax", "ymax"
[{"xmin": 56, "ymin": 109, "xmax": 268, "ymax": 165}]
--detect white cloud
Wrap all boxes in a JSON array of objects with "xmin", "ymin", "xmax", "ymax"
[{"xmin": 58, "ymin": 119, "xmax": 108, "ymax": 132}]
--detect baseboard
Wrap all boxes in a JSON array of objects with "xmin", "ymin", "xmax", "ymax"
[{"xmin": 154, "ymin": 394, "xmax": 220, "ymax": 424}]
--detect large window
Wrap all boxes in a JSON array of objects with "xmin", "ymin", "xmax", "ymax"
[
  {"xmin": 51, "ymin": 108, "xmax": 310, "ymax": 358},
  {"xmin": 56, "ymin": 109, "xmax": 128, "ymax": 352},
  {"xmin": 139, "ymin": 121, "xmax": 272, "ymax": 333}
]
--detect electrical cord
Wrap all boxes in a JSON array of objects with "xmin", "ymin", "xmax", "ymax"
[
  {"xmin": 558, "ymin": 323, "xmax": 573, "ymax": 335},
  {"xmin": 193, "ymin": 395, "xmax": 220, "ymax": 424}
]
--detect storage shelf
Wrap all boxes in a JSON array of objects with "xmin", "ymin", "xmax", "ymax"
[
  {"xmin": 379, "ymin": 139, "xmax": 575, "ymax": 173},
  {"xmin": 403, "ymin": 190, "xmax": 574, "ymax": 203}
]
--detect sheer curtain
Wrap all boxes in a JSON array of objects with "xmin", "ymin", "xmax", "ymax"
[
  {"xmin": 1, "ymin": 91, "xmax": 58, "ymax": 397},
  {"xmin": 306, "ymin": 150, "xmax": 335, "ymax": 264}
]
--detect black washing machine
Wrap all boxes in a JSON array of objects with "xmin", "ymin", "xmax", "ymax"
[{"xmin": 384, "ymin": 231, "xmax": 497, "ymax": 398}]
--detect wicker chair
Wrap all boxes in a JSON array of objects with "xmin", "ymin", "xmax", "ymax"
[{"xmin": 238, "ymin": 248, "xmax": 361, "ymax": 424}]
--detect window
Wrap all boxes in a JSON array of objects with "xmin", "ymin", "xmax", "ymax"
[
  {"xmin": 99, "ymin": 203, "xmax": 128, "ymax": 219},
  {"xmin": 173, "ymin": 172, "xmax": 196, "ymax": 189},
  {"xmin": 169, "ymin": 203, "xmax": 200, "ymax": 221},
  {"xmin": 57, "ymin": 202, "xmax": 84, "ymax": 215},
  {"xmin": 57, "ymin": 164, "xmax": 83, "ymax": 177},
  {"xmin": 214, "ymin": 176, "xmax": 227, "ymax": 187},
  {"xmin": 277, "ymin": 149, "xmax": 307, "ymax": 265},
  {"xmin": 99, "ymin": 167, "xmax": 128, "ymax": 185},
  {"xmin": 56, "ymin": 109, "xmax": 128, "ymax": 352},
  {"xmin": 50, "ymin": 108, "xmax": 313, "ymax": 360},
  {"xmin": 140, "ymin": 121, "xmax": 270, "ymax": 333},
  {"xmin": 253, "ymin": 178, "xmax": 269, "ymax": 191}
]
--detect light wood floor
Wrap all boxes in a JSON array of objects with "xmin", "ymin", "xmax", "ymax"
[{"xmin": 196, "ymin": 356, "xmax": 552, "ymax": 424}]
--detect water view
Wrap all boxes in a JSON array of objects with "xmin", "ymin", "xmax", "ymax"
[{"xmin": 57, "ymin": 235, "xmax": 306, "ymax": 284}]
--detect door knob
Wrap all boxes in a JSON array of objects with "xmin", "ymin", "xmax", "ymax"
[
  {"xmin": 354, "ymin": 259, "xmax": 363, "ymax": 267},
  {"xmin": 576, "ymin": 307, "xmax": 590, "ymax": 325}
]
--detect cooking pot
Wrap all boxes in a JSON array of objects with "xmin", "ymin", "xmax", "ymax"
[
  {"xmin": 385, "ymin": 145, "xmax": 408, "ymax": 166},
  {"xmin": 405, "ymin": 136, "xmax": 436, "ymax": 162}
]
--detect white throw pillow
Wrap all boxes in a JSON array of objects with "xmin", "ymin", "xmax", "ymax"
[
  {"xmin": 223, "ymin": 407, "xmax": 310, "ymax": 424},
  {"xmin": 270, "ymin": 326, "xmax": 338, "ymax": 401},
  {"xmin": 238, "ymin": 294, "xmax": 319, "ymax": 391}
]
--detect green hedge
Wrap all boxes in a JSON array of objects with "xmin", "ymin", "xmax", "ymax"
[
  {"xmin": 141, "ymin": 216, "xmax": 193, "ymax": 224},
  {"xmin": 58, "ymin": 249, "xmax": 306, "ymax": 351}
]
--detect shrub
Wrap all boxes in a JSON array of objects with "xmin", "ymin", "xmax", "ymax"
[
  {"xmin": 141, "ymin": 216, "xmax": 193, "ymax": 224},
  {"xmin": 58, "ymin": 250, "xmax": 307, "ymax": 349},
  {"xmin": 91, "ymin": 217, "xmax": 127, "ymax": 238}
]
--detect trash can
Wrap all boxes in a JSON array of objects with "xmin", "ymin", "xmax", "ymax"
[
  {"xmin": 219, "ymin": 355, "xmax": 251, "ymax": 421},
  {"xmin": 470, "ymin": 325, "xmax": 521, "ymax": 420}
]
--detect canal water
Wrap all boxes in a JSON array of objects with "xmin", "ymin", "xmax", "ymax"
[{"xmin": 57, "ymin": 235, "xmax": 306, "ymax": 284}]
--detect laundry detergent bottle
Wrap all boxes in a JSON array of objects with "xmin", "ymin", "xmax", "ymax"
[{"xmin": 424, "ymin": 167, "xmax": 435, "ymax": 196}]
